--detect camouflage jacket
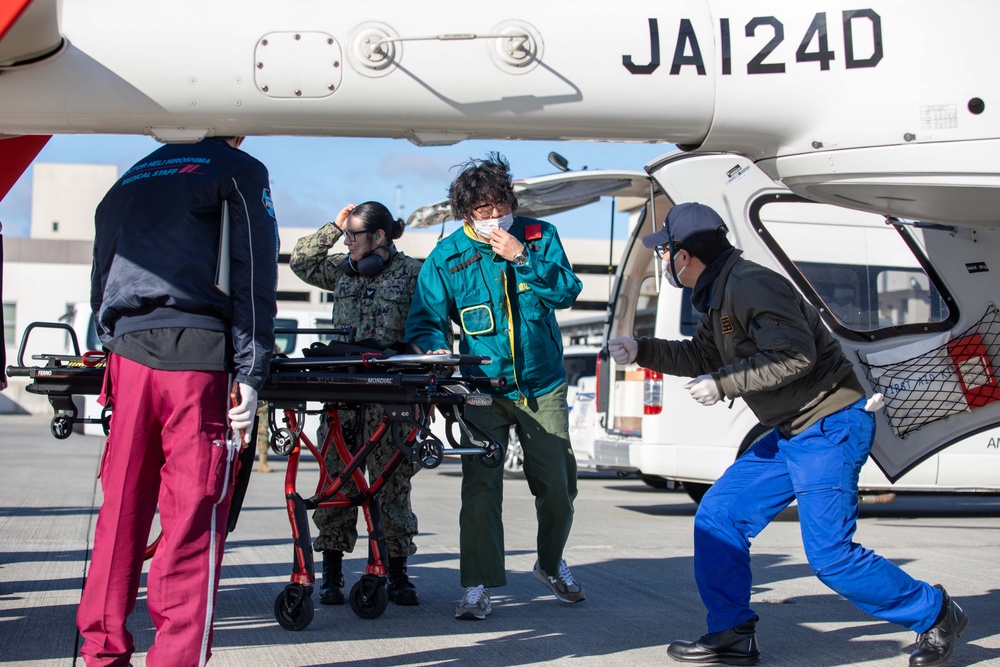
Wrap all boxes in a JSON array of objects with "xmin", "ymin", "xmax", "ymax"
[{"xmin": 289, "ymin": 222, "xmax": 421, "ymax": 347}]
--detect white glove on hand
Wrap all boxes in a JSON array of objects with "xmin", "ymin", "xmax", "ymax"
[
  {"xmin": 228, "ymin": 382, "xmax": 258, "ymax": 443},
  {"xmin": 608, "ymin": 337, "xmax": 638, "ymax": 365},
  {"xmin": 685, "ymin": 374, "xmax": 722, "ymax": 406}
]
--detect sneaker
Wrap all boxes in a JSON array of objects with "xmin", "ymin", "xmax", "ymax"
[
  {"xmin": 534, "ymin": 559, "xmax": 586, "ymax": 604},
  {"xmin": 455, "ymin": 585, "xmax": 491, "ymax": 620}
]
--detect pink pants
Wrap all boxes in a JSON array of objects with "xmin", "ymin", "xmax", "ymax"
[{"xmin": 78, "ymin": 354, "xmax": 235, "ymax": 667}]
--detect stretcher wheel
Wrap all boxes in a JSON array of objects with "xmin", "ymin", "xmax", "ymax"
[
  {"xmin": 271, "ymin": 428, "xmax": 295, "ymax": 456},
  {"xmin": 479, "ymin": 440, "xmax": 504, "ymax": 468},
  {"xmin": 50, "ymin": 415, "xmax": 73, "ymax": 440},
  {"xmin": 101, "ymin": 405, "xmax": 113, "ymax": 436},
  {"xmin": 416, "ymin": 438, "xmax": 444, "ymax": 469},
  {"xmin": 274, "ymin": 584, "xmax": 314, "ymax": 631},
  {"xmin": 349, "ymin": 575, "xmax": 388, "ymax": 619}
]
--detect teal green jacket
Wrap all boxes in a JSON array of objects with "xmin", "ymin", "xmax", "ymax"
[{"xmin": 405, "ymin": 216, "xmax": 582, "ymax": 400}]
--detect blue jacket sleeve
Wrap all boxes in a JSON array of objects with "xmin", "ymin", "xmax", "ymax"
[{"xmin": 226, "ymin": 161, "xmax": 278, "ymax": 392}]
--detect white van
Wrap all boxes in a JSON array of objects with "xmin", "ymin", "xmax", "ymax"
[{"xmin": 461, "ymin": 153, "xmax": 1000, "ymax": 503}]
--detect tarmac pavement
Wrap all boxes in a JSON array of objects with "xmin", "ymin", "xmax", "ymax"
[{"xmin": 1, "ymin": 414, "xmax": 999, "ymax": 667}]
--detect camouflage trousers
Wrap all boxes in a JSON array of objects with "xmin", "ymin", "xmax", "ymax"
[
  {"xmin": 255, "ymin": 403, "xmax": 270, "ymax": 469},
  {"xmin": 312, "ymin": 403, "xmax": 420, "ymax": 558}
]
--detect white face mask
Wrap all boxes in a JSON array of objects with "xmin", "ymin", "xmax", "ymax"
[
  {"xmin": 664, "ymin": 258, "xmax": 688, "ymax": 289},
  {"xmin": 472, "ymin": 213, "xmax": 514, "ymax": 237}
]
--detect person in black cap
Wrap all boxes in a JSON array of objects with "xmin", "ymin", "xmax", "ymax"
[{"xmin": 608, "ymin": 202, "xmax": 968, "ymax": 667}]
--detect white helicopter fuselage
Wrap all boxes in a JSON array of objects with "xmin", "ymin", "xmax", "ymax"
[{"xmin": 1, "ymin": 1, "xmax": 998, "ymax": 224}]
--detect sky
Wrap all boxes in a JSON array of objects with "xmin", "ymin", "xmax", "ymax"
[{"xmin": 0, "ymin": 134, "xmax": 674, "ymax": 240}]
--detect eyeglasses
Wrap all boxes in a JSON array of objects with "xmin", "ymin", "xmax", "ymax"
[
  {"xmin": 471, "ymin": 200, "xmax": 510, "ymax": 219},
  {"xmin": 654, "ymin": 244, "xmax": 682, "ymax": 260},
  {"xmin": 343, "ymin": 228, "xmax": 372, "ymax": 242}
]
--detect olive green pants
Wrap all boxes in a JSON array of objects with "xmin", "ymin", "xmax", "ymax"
[{"xmin": 459, "ymin": 383, "xmax": 577, "ymax": 587}]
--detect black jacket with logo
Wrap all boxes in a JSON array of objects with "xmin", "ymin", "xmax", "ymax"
[
  {"xmin": 90, "ymin": 137, "xmax": 278, "ymax": 390},
  {"xmin": 636, "ymin": 251, "xmax": 864, "ymax": 435}
]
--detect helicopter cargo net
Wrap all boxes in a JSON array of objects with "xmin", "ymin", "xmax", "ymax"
[{"xmin": 859, "ymin": 304, "xmax": 1000, "ymax": 438}]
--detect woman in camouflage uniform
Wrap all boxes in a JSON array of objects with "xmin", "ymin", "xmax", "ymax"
[{"xmin": 290, "ymin": 201, "xmax": 423, "ymax": 607}]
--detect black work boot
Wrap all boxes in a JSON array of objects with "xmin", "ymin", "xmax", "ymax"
[
  {"xmin": 909, "ymin": 585, "xmax": 969, "ymax": 667},
  {"xmin": 386, "ymin": 556, "xmax": 419, "ymax": 606},
  {"xmin": 667, "ymin": 616, "xmax": 760, "ymax": 665},
  {"xmin": 318, "ymin": 550, "xmax": 345, "ymax": 605}
]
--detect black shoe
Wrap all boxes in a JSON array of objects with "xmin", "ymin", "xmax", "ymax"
[
  {"xmin": 386, "ymin": 556, "xmax": 420, "ymax": 606},
  {"xmin": 318, "ymin": 550, "xmax": 345, "ymax": 606},
  {"xmin": 667, "ymin": 617, "xmax": 760, "ymax": 665},
  {"xmin": 909, "ymin": 585, "xmax": 969, "ymax": 667}
]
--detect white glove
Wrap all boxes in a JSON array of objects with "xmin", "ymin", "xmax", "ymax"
[
  {"xmin": 865, "ymin": 393, "xmax": 885, "ymax": 412},
  {"xmin": 685, "ymin": 374, "xmax": 722, "ymax": 406},
  {"xmin": 608, "ymin": 337, "xmax": 638, "ymax": 365},
  {"xmin": 228, "ymin": 382, "xmax": 258, "ymax": 443}
]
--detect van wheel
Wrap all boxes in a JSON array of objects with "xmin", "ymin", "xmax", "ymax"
[
  {"xmin": 738, "ymin": 424, "xmax": 771, "ymax": 457},
  {"xmin": 684, "ymin": 425, "xmax": 771, "ymax": 504},
  {"xmin": 640, "ymin": 474, "xmax": 670, "ymax": 490},
  {"xmin": 684, "ymin": 482, "xmax": 710, "ymax": 504},
  {"xmin": 503, "ymin": 426, "xmax": 525, "ymax": 478}
]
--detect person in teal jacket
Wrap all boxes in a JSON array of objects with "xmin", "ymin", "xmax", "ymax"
[{"xmin": 406, "ymin": 152, "xmax": 586, "ymax": 621}]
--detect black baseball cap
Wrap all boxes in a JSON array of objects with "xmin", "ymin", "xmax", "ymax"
[{"xmin": 642, "ymin": 202, "xmax": 729, "ymax": 249}]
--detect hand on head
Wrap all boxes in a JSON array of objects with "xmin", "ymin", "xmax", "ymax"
[{"xmin": 334, "ymin": 204, "xmax": 357, "ymax": 230}]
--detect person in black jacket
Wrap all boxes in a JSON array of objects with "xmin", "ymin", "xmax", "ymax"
[
  {"xmin": 79, "ymin": 136, "xmax": 278, "ymax": 667},
  {"xmin": 609, "ymin": 203, "xmax": 968, "ymax": 667}
]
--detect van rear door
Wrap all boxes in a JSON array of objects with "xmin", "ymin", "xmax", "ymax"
[{"xmin": 646, "ymin": 152, "xmax": 1000, "ymax": 481}]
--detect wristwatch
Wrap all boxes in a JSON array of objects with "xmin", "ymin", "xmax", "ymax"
[{"xmin": 511, "ymin": 248, "xmax": 529, "ymax": 266}]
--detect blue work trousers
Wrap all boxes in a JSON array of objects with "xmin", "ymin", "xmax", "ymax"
[{"xmin": 694, "ymin": 398, "xmax": 941, "ymax": 633}]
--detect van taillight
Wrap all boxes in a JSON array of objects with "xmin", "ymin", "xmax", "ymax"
[{"xmin": 644, "ymin": 368, "xmax": 663, "ymax": 415}]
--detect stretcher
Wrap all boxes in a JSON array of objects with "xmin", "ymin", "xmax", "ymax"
[
  {"xmin": 8, "ymin": 322, "xmax": 506, "ymax": 631},
  {"xmin": 6, "ymin": 322, "xmax": 112, "ymax": 438}
]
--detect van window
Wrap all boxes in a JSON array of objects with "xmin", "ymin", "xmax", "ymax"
[
  {"xmin": 86, "ymin": 312, "xmax": 101, "ymax": 351},
  {"xmin": 273, "ymin": 318, "xmax": 299, "ymax": 355},
  {"xmin": 752, "ymin": 197, "xmax": 954, "ymax": 340},
  {"xmin": 563, "ymin": 354, "xmax": 597, "ymax": 386},
  {"xmin": 679, "ymin": 287, "xmax": 698, "ymax": 336},
  {"xmin": 314, "ymin": 319, "xmax": 339, "ymax": 344},
  {"xmin": 633, "ymin": 272, "xmax": 697, "ymax": 337},
  {"xmin": 633, "ymin": 275, "xmax": 658, "ymax": 339},
  {"xmin": 3, "ymin": 302, "xmax": 16, "ymax": 349}
]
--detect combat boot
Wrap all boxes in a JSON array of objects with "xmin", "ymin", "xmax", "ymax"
[
  {"xmin": 386, "ymin": 556, "xmax": 419, "ymax": 606},
  {"xmin": 318, "ymin": 550, "xmax": 345, "ymax": 605},
  {"xmin": 909, "ymin": 585, "xmax": 969, "ymax": 667},
  {"xmin": 667, "ymin": 616, "xmax": 760, "ymax": 665}
]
